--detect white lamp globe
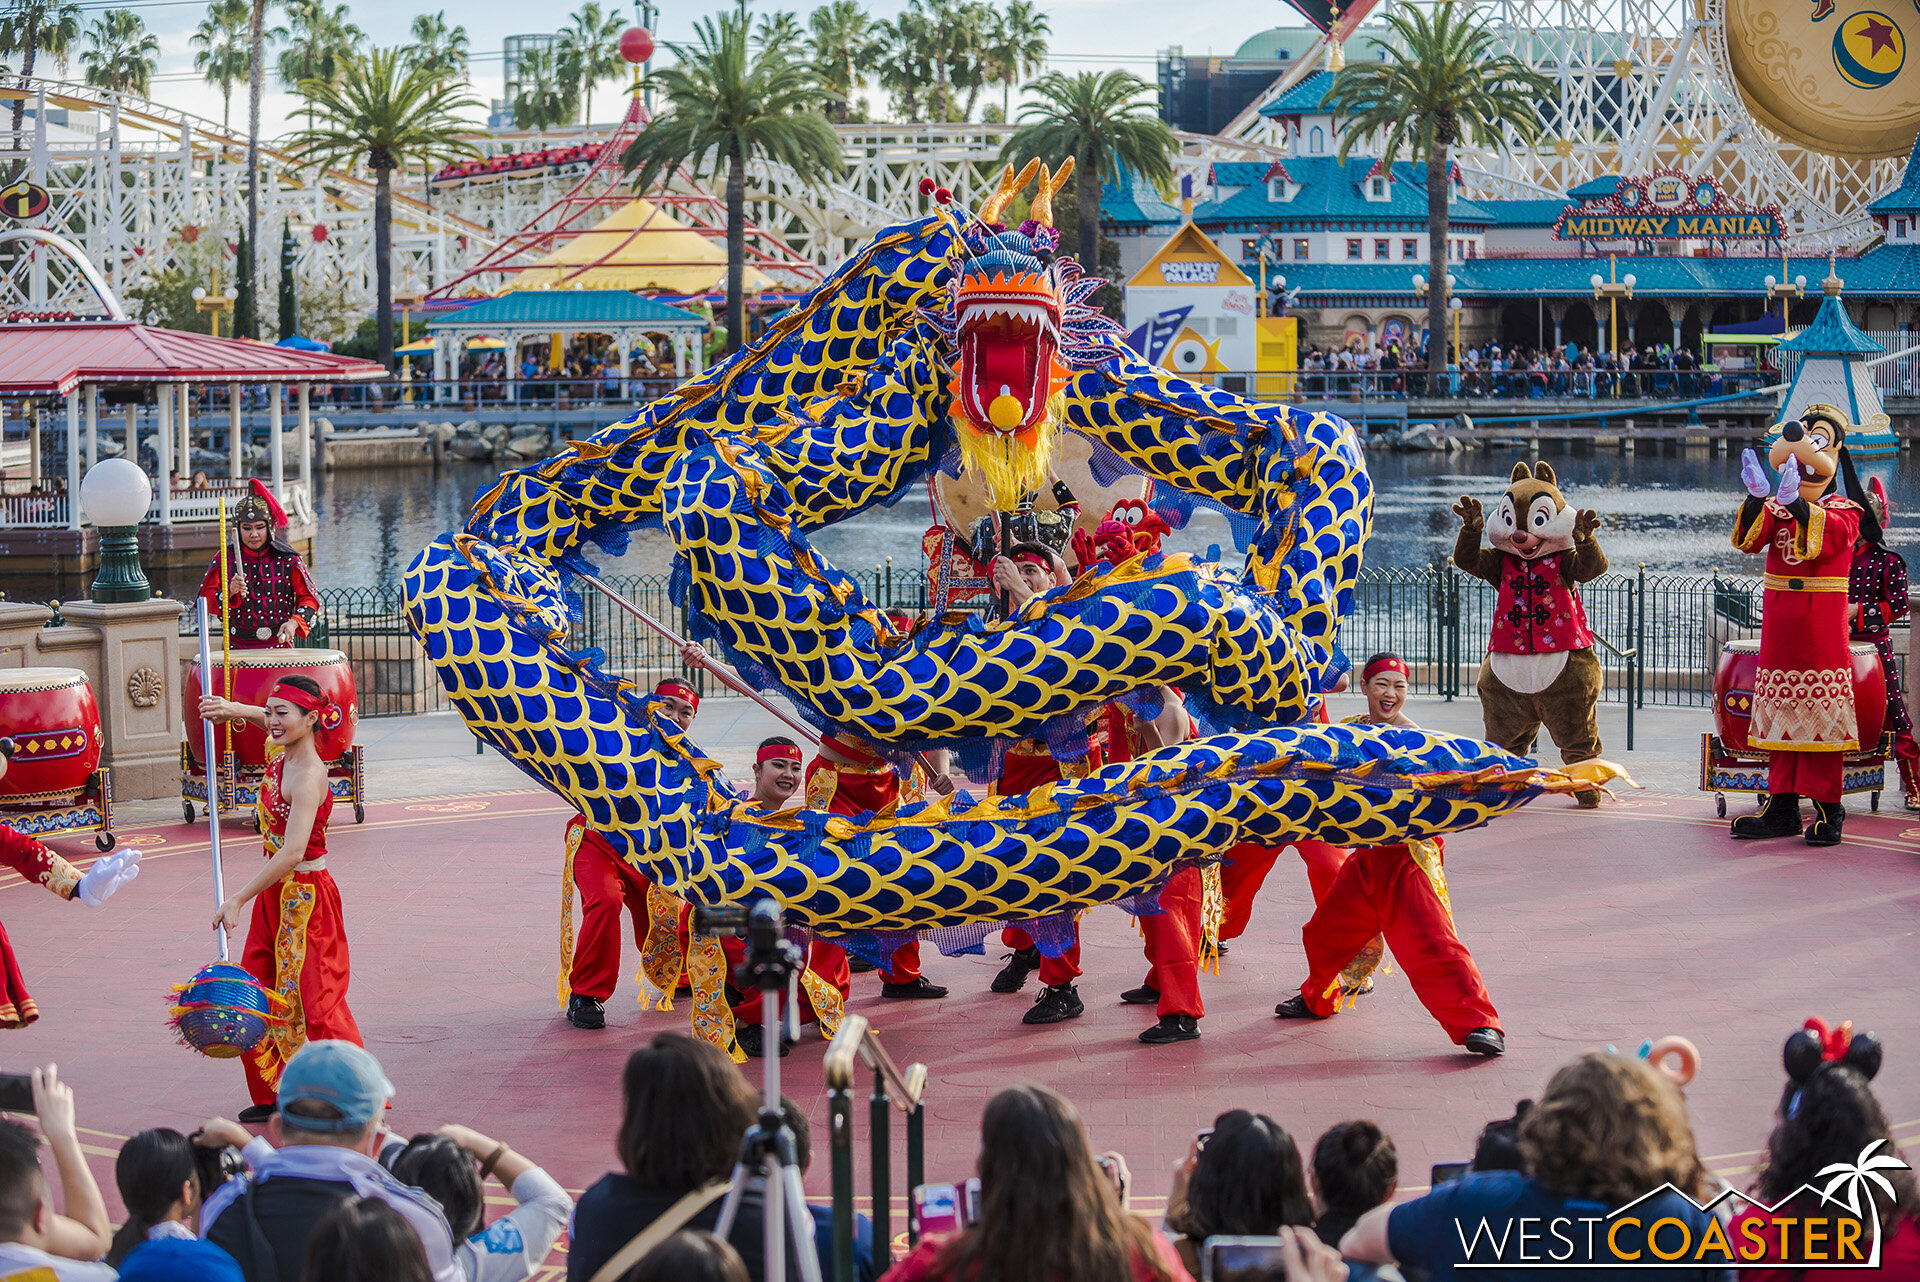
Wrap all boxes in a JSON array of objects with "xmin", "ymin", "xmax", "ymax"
[
  {"xmin": 1590, "ymin": 273, "xmax": 1604, "ymax": 289},
  {"xmin": 192, "ymin": 286, "xmax": 207, "ymax": 300},
  {"xmin": 1413, "ymin": 273, "xmax": 1425, "ymax": 290},
  {"xmin": 81, "ymin": 458, "xmax": 152, "ymax": 528},
  {"xmin": 1450, "ymin": 297, "xmax": 1463, "ymax": 311},
  {"xmin": 1795, "ymin": 275, "xmax": 1807, "ymax": 290},
  {"xmin": 1765, "ymin": 274, "xmax": 1777, "ymax": 290},
  {"xmin": 1273, "ymin": 274, "xmax": 1285, "ymax": 289},
  {"xmin": 1623, "ymin": 273, "xmax": 1637, "ymax": 289},
  {"xmin": 226, "ymin": 286, "xmax": 239, "ymax": 299}
]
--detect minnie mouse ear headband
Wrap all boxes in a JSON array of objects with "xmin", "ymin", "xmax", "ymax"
[
  {"xmin": 1783, "ymin": 1017, "xmax": 1883, "ymax": 1116},
  {"xmin": 271, "ymin": 680, "xmax": 344, "ymax": 732}
]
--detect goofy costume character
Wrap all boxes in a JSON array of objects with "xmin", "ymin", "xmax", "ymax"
[{"xmin": 1731, "ymin": 405, "xmax": 1882, "ymax": 846}]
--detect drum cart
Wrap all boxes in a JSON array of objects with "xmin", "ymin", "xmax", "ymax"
[
  {"xmin": 1701, "ymin": 733, "xmax": 1889, "ymax": 817},
  {"xmin": 0, "ymin": 768, "xmax": 116, "ymax": 852},
  {"xmin": 182, "ymin": 743, "xmax": 366, "ymax": 828}
]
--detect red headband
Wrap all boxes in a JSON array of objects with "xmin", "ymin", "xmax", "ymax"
[
  {"xmin": 1362, "ymin": 655, "xmax": 1410, "ymax": 683},
  {"xmin": 1010, "ymin": 549, "xmax": 1051, "ymax": 568},
  {"xmin": 654, "ymin": 681, "xmax": 699, "ymax": 710},
  {"xmin": 271, "ymin": 680, "xmax": 342, "ymax": 731},
  {"xmin": 757, "ymin": 743, "xmax": 803, "ymax": 765}
]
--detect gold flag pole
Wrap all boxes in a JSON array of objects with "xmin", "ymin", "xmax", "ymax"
[{"xmin": 218, "ymin": 499, "xmax": 235, "ymax": 811}]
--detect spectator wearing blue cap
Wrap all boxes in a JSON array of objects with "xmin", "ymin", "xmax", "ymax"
[
  {"xmin": 201, "ymin": 1040, "xmax": 460, "ymax": 1282},
  {"xmin": 118, "ymin": 1236, "xmax": 245, "ymax": 1282}
]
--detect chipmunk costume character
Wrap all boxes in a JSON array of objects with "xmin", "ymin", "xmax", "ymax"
[
  {"xmin": 1732, "ymin": 406, "xmax": 1882, "ymax": 845},
  {"xmin": 1453, "ymin": 463, "xmax": 1608, "ymax": 806}
]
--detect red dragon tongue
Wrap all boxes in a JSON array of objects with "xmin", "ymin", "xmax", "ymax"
[{"xmin": 960, "ymin": 317, "xmax": 1055, "ymax": 433}]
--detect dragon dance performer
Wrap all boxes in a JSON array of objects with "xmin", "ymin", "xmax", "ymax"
[
  {"xmin": 1119, "ymin": 690, "xmax": 1209, "ymax": 1045},
  {"xmin": 1730, "ymin": 408, "xmax": 1879, "ymax": 846},
  {"xmin": 559, "ymin": 673, "xmax": 702, "ymax": 1030},
  {"xmin": 729, "ymin": 737, "xmax": 851, "ymax": 1058},
  {"xmin": 1274, "ymin": 653, "xmax": 1506, "ymax": 1058},
  {"xmin": 1849, "ymin": 477, "xmax": 1918, "ymax": 811},
  {"xmin": 202, "ymin": 675, "xmax": 362, "ymax": 1119},
  {"xmin": 0, "ymin": 741, "xmax": 142, "ymax": 1028},
  {"xmin": 197, "ymin": 480, "xmax": 319, "ymax": 649}
]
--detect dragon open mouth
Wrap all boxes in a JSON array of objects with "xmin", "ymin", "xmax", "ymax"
[{"xmin": 956, "ymin": 287, "xmax": 1061, "ymax": 438}]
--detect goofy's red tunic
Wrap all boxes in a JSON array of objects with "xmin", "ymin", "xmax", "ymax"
[{"xmin": 0, "ymin": 827, "xmax": 83, "ymax": 1028}]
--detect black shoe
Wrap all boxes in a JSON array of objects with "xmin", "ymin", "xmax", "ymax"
[
  {"xmin": 1341, "ymin": 979, "xmax": 1375, "ymax": 998},
  {"xmin": 1805, "ymin": 800, "xmax": 1846, "ymax": 847},
  {"xmin": 737, "ymin": 1024, "xmax": 789, "ymax": 1058},
  {"xmin": 1731, "ymin": 791, "xmax": 1803, "ymax": 839},
  {"xmin": 991, "ymin": 946, "xmax": 1041, "ymax": 994},
  {"xmin": 1139, "ymin": 1014, "xmax": 1200, "ymax": 1044},
  {"xmin": 566, "ymin": 995, "xmax": 606, "ymax": 1030},
  {"xmin": 1274, "ymin": 994, "xmax": 1325, "ymax": 1020},
  {"xmin": 1574, "ymin": 788, "xmax": 1601, "ymax": 810},
  {"xmin": 847, "ymin": 957, "xmax": 878, "ymax": 974},
  {"xmin": 1215, "ymin": 941, "xmax": 1230, "ymax": 956},
  {"xmin": 1464, "ymin": 1027, "xmax": 1506, "ymax": 1056},
  {"xmin": 1119, "ymin": 984, "xmax": 1160, "ymax": 1006},
  {"xmin": 1022, "ymin": 984, "xmax": 1084, "ymax": 1025},
  {"xmin": 880, "ymin": 977, "xmax": 949, "ymax": 1000},
  {"xmin": 238, "ymin": 1103, "xmax": 276, "ymax": 1124}
]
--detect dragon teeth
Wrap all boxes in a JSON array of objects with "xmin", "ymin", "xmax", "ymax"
[{"xmin": 961, "ymin": 300, "xmax": 1060, "ymax": 332}]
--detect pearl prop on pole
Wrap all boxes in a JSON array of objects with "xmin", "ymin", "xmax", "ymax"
[
  {"xmin": 80, "ymin": 458, "xmax": 153, "ymax": 604},
  {"xmin": 620, "ymin": 20, "xmax": 655, "ymax": 112}
]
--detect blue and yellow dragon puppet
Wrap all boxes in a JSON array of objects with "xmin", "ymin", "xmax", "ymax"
[{"xmin": 404, "ymin": 160, "xmax": 1615, "ymax": 1030}]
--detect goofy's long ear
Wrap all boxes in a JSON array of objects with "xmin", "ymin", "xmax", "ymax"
[{"xmin": 1839, "ymin": 448, "xmax": 1885, "ymax": 547}]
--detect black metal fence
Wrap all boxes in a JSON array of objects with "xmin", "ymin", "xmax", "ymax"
[{"xmin": 187, "ymin": 562, "xmax": 1888, "ymax": 727}]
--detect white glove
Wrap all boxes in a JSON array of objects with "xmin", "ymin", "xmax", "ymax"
[
  {"xmin": 1739, "ymin": 448, "xmax": 1770, "ymax": 498},
  {"xmin": 75, "ymin": 848, "xmax": 141, "ymax": 907},
  {"xmin": 1775, "ymin": 457, "xmax": 1802, "ymax": 506}
]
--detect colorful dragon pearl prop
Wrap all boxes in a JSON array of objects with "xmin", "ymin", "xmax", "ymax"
[{"xmin": 404, "ymin": 160, "xmax": 1599, "ymax": 943}]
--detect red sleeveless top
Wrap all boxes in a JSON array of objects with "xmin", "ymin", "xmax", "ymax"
[{"xmin": 259, "ymin": 753, "xmax": 332, "ymax": 861}]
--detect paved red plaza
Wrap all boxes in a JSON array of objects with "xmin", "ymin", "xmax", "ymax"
[{"xmin": 5, "ymin": 755, "xmax": 1917, "ymax": 1276}]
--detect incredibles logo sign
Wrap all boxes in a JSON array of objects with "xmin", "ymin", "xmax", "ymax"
[{"xmin": 0, "ymin": 180, "xmax": 51, "ymax": 221}]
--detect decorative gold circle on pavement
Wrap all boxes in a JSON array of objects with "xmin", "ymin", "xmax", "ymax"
[{"xmin": 404, "ymin": 800, "xmax": 492, "ymax": 813}]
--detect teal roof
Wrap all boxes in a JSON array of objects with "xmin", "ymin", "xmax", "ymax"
[
  {"xmin": 1777, "ymin": 293, "xmax": 1884, "ymax": 355},
  {"xmin": 1185, "ymin": 156, "xmax": 1493, "ymax": 228},
  {"xmin": 1261, "ymin": 253, "xmax": 1904, "ymax": 300},
  {"xmin": 1232, "ymin": 26, "xmax": 1393, "ymax": 61},
  {"xmin": 1260, "ymin": 70, "xmax": 1340, "ymax": 115},
  {"xmin": 1567, "ymin": 175, "xmax": 1623, "ymax": 199},
  {"xmin": 1868, "ymin": 135, "xmax": 1920, "ymax": 214},
  {"xmin": 1101, "ymin": 170, "xmax": 1184, "ymax": 228},
  {"xmin": 427, "ymin": 290, "xmax": 704, "ymax": 329}
]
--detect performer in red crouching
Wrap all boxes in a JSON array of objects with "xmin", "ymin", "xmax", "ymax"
[
  {"xmin": 198, "ymin": 481, "xmax": 319, "ymax": 649},
  {"xmin": 203, "ymin": 675, "xmax": 361, "ymax": 1119},
  {"xmin": 1849, "ymin": 478, "xmax": 1918, "ymax": 812},
  {"xmin": 1731, "ymin": 407, "xmax": 1880, "ymax": 846},
  {"xmin": 0, "ymin": 740, "xmax": 142, "ymax": 1028},
  {"xmin": 559, "ymin": 674, "xmax": 702, "ymax": 1030},
  {"xmin": 1273, "ymin": 665, "xmax": 1505, "ymax": 1058},
  {"xmin": 729, "ymin": 737, "xmax": 852, "ymax": 1058}
]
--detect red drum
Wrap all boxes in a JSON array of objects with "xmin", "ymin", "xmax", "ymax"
[
  {"xmin": 1713, "ymin": 639, "xmax": 1887, "ymax": 754},
  {"xmin": 184, "ymin": 648, "xmax": 357, "ymax": 770},
  {"xmin": 0, "ymin": 668, "xmax": 103, "ymax": 804}
]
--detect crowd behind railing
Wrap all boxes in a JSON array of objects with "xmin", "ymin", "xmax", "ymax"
[{"xmin": 1289, "ymin": 340, "xmax": 1775, "ymax": 402}]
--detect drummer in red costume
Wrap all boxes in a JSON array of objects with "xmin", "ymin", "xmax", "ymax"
[
  {"xmin": 0, "ymin": 740, "xmax": 142, "ymax": 1028},
  {"xmin": 198, "ymin": 481, "xmax": 319, "ymax": 650},
  {"xmin": 729, "ymin": 737, "xmax": 852, "ymax": 1057},
  {"xmin": 1849, "ymin": 478, "xmax": 1918, "ymax": 811},
  {"xmin": 1730, "ymin": 406, "xmax": 1881, "ymax": 846},
  {"xmin": 560, "ymin": 669, "xmax": 703, "ymax": 1030},
  {"xmin": 202, "ymin": 675, "xmax": 360, "ymax": 1119},
  {"xmin": 1274, "ymin": 653, "xmax": 1506, "ymax": 1058}
]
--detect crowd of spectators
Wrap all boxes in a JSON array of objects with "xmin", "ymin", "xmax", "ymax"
[
  {"xmin": 5, "ymin": 1025, "xmax": 1912, "ymax": 1281},
  {"xmin": 1294, "ymin": 339, "xmax": 1745, "ymax": 401}
]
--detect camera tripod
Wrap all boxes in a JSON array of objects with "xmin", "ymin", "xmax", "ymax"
[{"xmin": 702, "ymin": 901, "xmax": 824, "ymax": 1282}]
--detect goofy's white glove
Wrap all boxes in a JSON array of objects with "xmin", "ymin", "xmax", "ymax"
[{"xmin": 75, "ymin": 848, "xmax": 141, "ymax": 907}]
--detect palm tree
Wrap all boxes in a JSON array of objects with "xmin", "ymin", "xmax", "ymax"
[
  {"xmin": 875, "ymin": 5, "xmax": 933, "ymax": 122},
  {"xmin": 624, "ymin": 11, "xmax": 840, "ymax": 356},
  {"xmin": 279, "ymin": 0, "xmax": 362, "ymax": 125},
  {"xmin": 81, "ymin": 9, "xmax": 159, "ymax": 97},
  {"xmin": 242, "ymin": 0, "xmax": 280, "ymax": 337},
  {"xmin": 1321, "ymin": 0, "xmax": 1551, "ymax": 381},
  {"xmin": 933, "ymin": 0, "xmax": 992, "ymax": 121},
  {"xmin": 287, "ymin": 47, "xmax": 481, "ymax": 368},
  {"xmin": 558, "ymin": 2, "xmax": 626, "ymax": 126},
  {"xmin": 1002, "ymin": 70, "xmax": 1176, "ymax": 282},
  {"xmin": 754, "ymin": 11, "xmax": 806, "ymax": 64},
  {"xmin": 1, "ymin": 0, "xmax": 81, "ymax": 140},
  {"xmin": 192, "ymin": 0, "xmax": 252, "ymax": 128},
  {"xmin": 513, "ymin": 44, "xmax": 575, "ymax": 132},
  {"xmin": 807, "ymin": 0, "xmax": 877, "ymax": 124},
  {"xmin": 407, "ymin": 11, "xmax": 468, "ymax": 83},
  {"xmin": 984, "ymin": 0, "xmax": 1048, "ymax": 123}
]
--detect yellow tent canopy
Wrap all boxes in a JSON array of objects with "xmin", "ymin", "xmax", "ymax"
[{"xmin": 515, "ymin": 197, "xmax": 775, "ymax": 296}]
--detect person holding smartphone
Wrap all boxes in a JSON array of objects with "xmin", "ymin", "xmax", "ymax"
[
  {"xmin": 0, "ymin": 1064, "xmax": 115, "ymax": 1279},
  {"xmin": 0, "ymin": 739, "xmax": 142, "ymax": 1029},
  {"xmin": 201, "ymin": 676, "xmax": 363, "ymax": 1120}
]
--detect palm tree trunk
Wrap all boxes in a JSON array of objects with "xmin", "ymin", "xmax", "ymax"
[
  {"xmin": 1077, "ymin": 148, "xmax": 1099, "ymax": 286},
  {"xmin": 725, "ymin": 138, "xmax": 745, "ymax": 356},
  {"xmin": 1001, "ymin": 78, "xmax": 1010, "ymax": 122},
  {"xmin": 963, "ymin": 80, "xmax": 980, "ymax": 120},
  {"xmin": 245, "ymin": 0, "xmax": 264, "ymax": 340},
  {"xmin": 583, "ymin": 82, "xmax": 592, "ymax": 126},
  {"xmin": 1427, "ymin": 140, "xmax": 1450, "ymax": 381},
  {"xmin": 375, "ymin": 165, "xmax": 393, "ymax": 369},
  {"xmin": 11, "ymin": 17, "xmax": 40, "ymax": 142},
  {"xmin": 221, "ymin": 82, "xmax": 231, "ymax": 130}
]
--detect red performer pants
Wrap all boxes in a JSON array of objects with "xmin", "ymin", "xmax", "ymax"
[
  {"xmin": 1219, "ymin": 841, "xmax": 1349, "ymax": 941},
  {"xmin": 1298, "ymin": 841, "xmax": 1499, "ymax": 1045},
  {"xmin": 1766, "ymin": 750, "xmax": 1845, "ymax": 805},
  {"xmin": 879, "ymin": 940, "xmax": 922, "ymax": 984},
  {"xmin": 242, "ymin": 870, "xmax": 362, "ymax": 1107},
  {"xmin": 569, "ymin": 836, "xmax": 691, "ymax": 1002},
  {"xmin": 1001, "ymin": 927, "xmax": 1081, "ymax": 986},
  {"xmin": 725, "ymin": 938, "xmax": 852, "ymax": 1027},
  {"xmin": 1137, "ymin": 867, "xmax": 1205, "ymax": 1018}
]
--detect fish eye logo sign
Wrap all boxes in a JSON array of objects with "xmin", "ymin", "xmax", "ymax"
[
  {"xmin": 0, "ymin": 180, "xmax": 51, "ymax": 221},
  {"xmin": 1835, "ymin": 11, "xmax": 1905, "ymax": 89},
  {"xmin": 1451, "ymin": 1141, "xmax": 1912, "ymax": 1270}
]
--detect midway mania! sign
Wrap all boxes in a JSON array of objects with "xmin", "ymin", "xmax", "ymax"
[{"xmin": 1554, "ymin": 170, "xmax": 1785, "ymax": 242}]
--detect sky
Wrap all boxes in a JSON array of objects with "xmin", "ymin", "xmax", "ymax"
[{"xmin": 66, "ymin": 0, "xmax": 1290, "ymax": 135}]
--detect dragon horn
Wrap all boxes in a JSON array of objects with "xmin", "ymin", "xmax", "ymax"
[
  {"xmin": 1031, "ymin": 157, "xmax": 1076, "ymax": 229},
  {"xmin": 978, "ymin": 158, "xmax": 1041, "ymax": 225}
]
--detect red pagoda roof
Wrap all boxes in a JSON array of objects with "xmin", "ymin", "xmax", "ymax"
[{"xmin": 0, "ymin": 321, "xmax": 387, "ymax": 396}]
